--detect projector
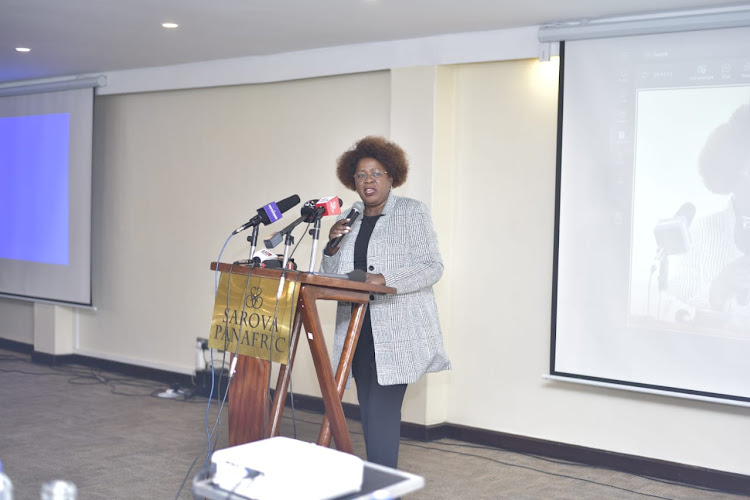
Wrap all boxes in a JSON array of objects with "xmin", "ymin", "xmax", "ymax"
[{"xmin": 210, "ymin": 437, "xmax": 364, "ymax": 500}]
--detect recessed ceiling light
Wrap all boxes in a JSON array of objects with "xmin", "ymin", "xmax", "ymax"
[
  {"xmin": 162, "ymin": 22, "xmax": 179, "ymax": 29},
  {"xmin": 15, "ymin": 47, "xmax": 31, "ymax": 52}
]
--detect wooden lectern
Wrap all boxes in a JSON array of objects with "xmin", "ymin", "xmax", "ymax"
[{"xmin": 210, "ymin": 262, "xmax": 395, "ymax": 453}]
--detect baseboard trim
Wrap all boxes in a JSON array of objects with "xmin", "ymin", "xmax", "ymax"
[
  {"xmin": 35, "ymin": 351, "xmax": 195, "ymax": 386},
  {"xmin": 0, "ymin": 339, "xmax": 194, "ymax": 387},
  {"xmin": 0, "ymin": 337, "xmax": 33, "ymax": 354},
  {"xmin": 2, "ymin": 339, "xmax": 747, "ymax": 496},
  {"xmin": 429, "ymin": 423, "xmax": 750, "ymax": 496}
]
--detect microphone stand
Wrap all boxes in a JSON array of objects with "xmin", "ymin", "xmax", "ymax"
[
  {"xmin": 276, "ymin": 231, "xmax": 296, "ymax": 302},
  {"xmin": 274, "ymin": 215, "xmax": 306, "ymax": 268},
  {"xmin": 281, "ymin": 233, "xmax": 294, "ymax": 272},
  {"xmin": 245, "ymin": 225, "xmax": 260, "ymax": 266},
  {"xmin": 308, "ymin": 218, "xmax": 322, "ymax": 272}
]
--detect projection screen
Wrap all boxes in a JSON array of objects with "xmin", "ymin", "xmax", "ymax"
[
  {"xmin": 0, "ymin": 86, "xmax": 94, "ymax": 306},
  {"xmin": 551, "ymin": 25, "xmax": 750, "ymax": 404}
]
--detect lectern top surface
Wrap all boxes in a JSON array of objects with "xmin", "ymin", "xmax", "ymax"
[{"xmin": 210, "ymin": 262, "xmax": 396, "ymax": 295}]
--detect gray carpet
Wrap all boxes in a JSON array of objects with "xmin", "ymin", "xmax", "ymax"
[{"xmin": 0, "ymin": 350, "xmax": 745, "ymax": 500}]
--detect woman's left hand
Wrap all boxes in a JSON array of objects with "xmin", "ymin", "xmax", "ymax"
[{"xmin": 365, "ymin": 273, "xmax": 386, "ymax": 286}]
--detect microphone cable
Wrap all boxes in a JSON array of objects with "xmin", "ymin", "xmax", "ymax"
[
  {"xmin": 264, "ymin": 221, "xmax": 311, "ymax": 440},
  {"xmin": 179, "ymin": 219, "xmax": 312, "ymax": 499},
  {"xmin": 175, "ymin": 230, "xmax": 238, "ymax": 500},
  {"xmin": 208, "ymin": 260, "xmax": 258, "ymax": 461}
]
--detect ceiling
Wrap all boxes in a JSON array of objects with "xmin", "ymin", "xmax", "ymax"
[{"xmin": 1, "ymin": 0, "xmax": 746, "ymax": 85}]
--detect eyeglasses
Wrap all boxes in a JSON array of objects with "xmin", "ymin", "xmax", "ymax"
[{"xmin": 354, "ymin": 170, "xmax": 388, "ymax": 182}]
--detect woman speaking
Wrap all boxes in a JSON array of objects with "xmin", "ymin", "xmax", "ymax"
[{"xmin": 320, "ymin": 136, "xmax": 451, "ymax": 469}]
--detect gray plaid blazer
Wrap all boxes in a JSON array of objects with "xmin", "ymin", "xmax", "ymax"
[{"xmin": 320, "ymin": 194, "xmax": 451, "ymax": 385}]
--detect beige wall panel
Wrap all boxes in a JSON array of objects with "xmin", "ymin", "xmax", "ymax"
[
  {"xmin": 0, "ymin": 299, "xmax": 34, "ymax": 344},
  {"xmin": 81, "ymin": 72, "xmax": 390, "ymax": 401}
]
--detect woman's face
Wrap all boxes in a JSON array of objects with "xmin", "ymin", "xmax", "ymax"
[{"xmin": 354, "ymin": 157, "xmax": 393, "ymax": 214}]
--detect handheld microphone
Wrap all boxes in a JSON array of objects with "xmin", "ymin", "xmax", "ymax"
[
  {"xmin": 329, "ymin": 208, "xmax": 360, "ymax": 248},
  {"xmin": 232, "ymin": 194, "xmax": 301, "ymax": 234}
]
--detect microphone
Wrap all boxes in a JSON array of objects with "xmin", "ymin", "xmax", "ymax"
[
  {"xmin": 329, "ymin": 208, "xmax": 360, "ymax": 249},
  {"xmin": 232, "ymin": 194, "xmax": 301, "ymax": 235},
  {"xmin": 252, "ymin": 248, "xmax": 276, "ymax": 265},
  {"xmin": 265, "ymin": 198, "xmax": 343, "ymax": 250},
  {"xmin": 301, "ymin": 197, "xmax": 343, "ymax": 223},
  {"xmin": 263, "ymin": 230, "xmax": 285, "ymax": 250},
  {"xmin": 254, "ymin": 252, "xmax": 282, "ymax": 268},
  {"xmin": 233, "ymin": 249, "xmax": 281, "ymax": 267},
  {"xmin": 263, "ymin": 213, "xmax": 308, "ymax": 249},
  {"xmin": 315, "ymin": 197, "xmax": 343, "ymax": 216},
  {"xmin": 654, "ymin": 202, "xmax": 696, "ymax": 256}
]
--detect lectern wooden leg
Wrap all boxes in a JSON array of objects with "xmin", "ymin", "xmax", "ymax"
[
  {"xmin": 298, "ymin": 287, "xmax": 353, "ymax": 453},
  {"xmin": 317, "ymin": 302, "xmax": 367, "ymax": 447},
  {"xmin": 227, "ymin": 354, "xmax": 271, "ymax": 446}
]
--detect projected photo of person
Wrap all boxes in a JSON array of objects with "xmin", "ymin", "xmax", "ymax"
[
  {"xmin": 629, "ymin": 86, "xmax": 750, "ymax": 335},
  {"xmin": 668, "ymin": 102, "xmax": 750, "ymax": 331}
]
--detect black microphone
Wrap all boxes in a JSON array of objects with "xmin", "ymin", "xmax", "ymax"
[
  {"xmin": 329, "ymin": 208, "xmax": 360, "ymax": 249},
  {"xmin": 264, "ymin": 215, "xmax": 307, "ymax": 249},
  {"xmin": 232, "ymin": 194, "xmax": 301, "ymax": 235},
  {"xmin": 301, "ymin": 197, "xmax": 343, "ymax": 223}
]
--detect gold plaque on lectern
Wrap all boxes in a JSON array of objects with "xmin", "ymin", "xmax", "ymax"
[{"xmin": 208, "ymin": 272, "xmax": 300, "ymax": 364}]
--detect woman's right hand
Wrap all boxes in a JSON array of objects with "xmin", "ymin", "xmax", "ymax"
[{"xmin": 325, "ymin": 218, "xmax": 353, "ymax": 255}]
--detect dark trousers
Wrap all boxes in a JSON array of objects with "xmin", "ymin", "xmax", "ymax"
[{"xmin": 352, "ymin": 311, "xmax": 407, "ymax": 469}]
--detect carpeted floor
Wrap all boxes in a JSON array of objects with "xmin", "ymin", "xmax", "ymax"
[{"xmin": 0, "ymin": 349, "xmax": 746, "ymax": 500}]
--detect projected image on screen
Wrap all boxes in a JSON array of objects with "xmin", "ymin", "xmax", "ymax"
[
  {"xmin": 629, "ymin": 87, "xmax": 750, "ymax": 337},
  {"xmin": 553, "ymin": 25, "xmax": 750, "ymax": 403},
  {"xmin": 0, "ymin": 113, "xmax": 70, "ymax": 265}
]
